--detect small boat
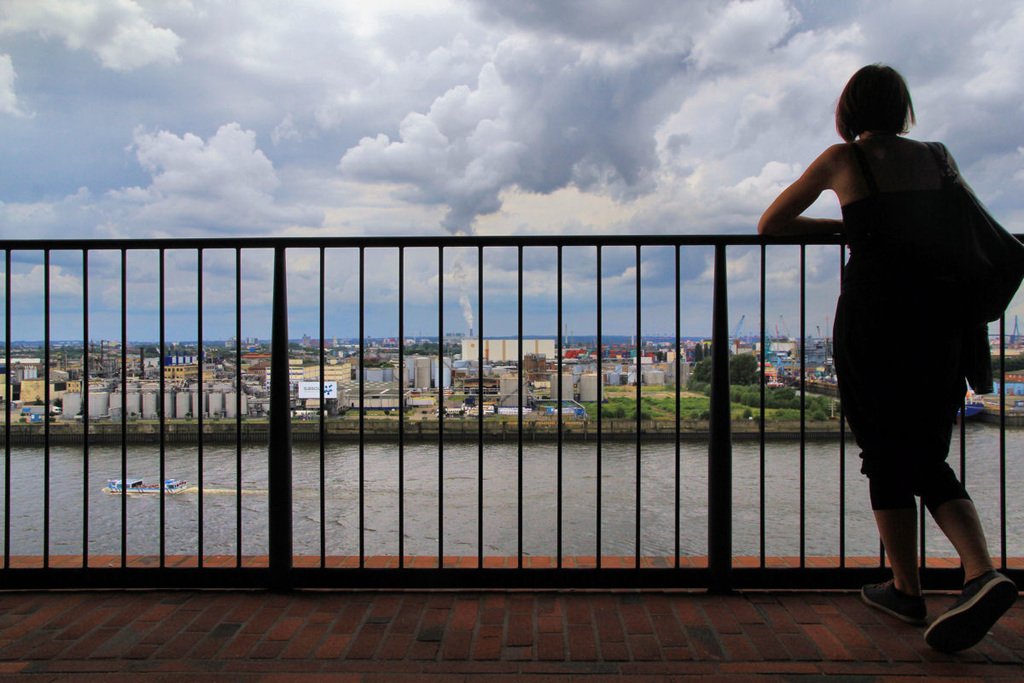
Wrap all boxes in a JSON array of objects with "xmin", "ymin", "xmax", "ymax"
[
  {"xmin": 103, "ymin": 478, "xmax": 188, "ymax": 494},
  {"xmin": 955, "ymin": 389, "xmax": 985, "ymax": 422},
  {"xmin": 956, "ymin": 402, "xmax": 985, "ymax": 420}
]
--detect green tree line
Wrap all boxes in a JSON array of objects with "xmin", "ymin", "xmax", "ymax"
[{"xmin": 687, "ymin": 355, "xmax": 834, "ymax": 421}]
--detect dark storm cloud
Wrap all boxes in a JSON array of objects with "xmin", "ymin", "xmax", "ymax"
[{"xmin": 339, "ymin": 35, "xmax": 687, "ymax": 233}]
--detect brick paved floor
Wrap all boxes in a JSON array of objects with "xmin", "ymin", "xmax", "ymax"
[{"xmin": 0, "ymin": 588, "xmax": 1021, "ymax": 681}]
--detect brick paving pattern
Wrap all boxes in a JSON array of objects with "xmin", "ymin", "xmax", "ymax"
[{"xmin": 0, "ymin": 588, "xmax": 1021, "ymax": 681}]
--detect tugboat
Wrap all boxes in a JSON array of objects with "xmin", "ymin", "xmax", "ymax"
[{"xmin": 103, "ymin": 478, "xmax": 188, "ymax": 494}]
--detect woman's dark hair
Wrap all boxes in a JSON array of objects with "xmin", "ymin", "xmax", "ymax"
[{"xmin": 835, "ymin": 64, "xmax": 916, "ymax": 142}]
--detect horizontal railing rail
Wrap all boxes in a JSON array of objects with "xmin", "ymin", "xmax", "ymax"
[{"xmin": 0, "ymin": 234, "xmax": 1020, "ymax": 592}]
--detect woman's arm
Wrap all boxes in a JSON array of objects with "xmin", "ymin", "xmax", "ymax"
[
  {"xmin": 762, "ymin": 216, "xmax": 843, "ymax": 235},
  {"xmin": 758, "ymin": 145, "xmax": 845, "ymax": 236}
]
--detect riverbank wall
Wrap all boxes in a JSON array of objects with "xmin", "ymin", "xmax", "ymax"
[{"xmin": 0, "ymin": 419, "xmax": 855, "ymax": 445}]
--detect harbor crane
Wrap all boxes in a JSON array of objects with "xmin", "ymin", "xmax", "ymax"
[
  {"xmin": 732, "ymin": 315, "xmax": 745, "ymax": 353},
  {"xmin": 777, "ymin": 315, "xmax": 792, "ymax": 340},
  {"xmin": 732, "ymin": 315, "xmax": 745, "ymax": 339}
]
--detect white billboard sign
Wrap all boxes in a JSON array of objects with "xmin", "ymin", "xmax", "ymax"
[{"xmin": 298, "ymin": 381, "xmax": 337, "ymax": 399}]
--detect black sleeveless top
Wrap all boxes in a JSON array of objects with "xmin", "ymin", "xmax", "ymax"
[{"xmin": 839, "ymin": 145, "xmax": 960, "ymax": 297}]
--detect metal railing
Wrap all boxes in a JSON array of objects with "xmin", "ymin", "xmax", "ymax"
[{"xmin": 0, "ymin": 234, "xmax": 1019, "ymax": 592}]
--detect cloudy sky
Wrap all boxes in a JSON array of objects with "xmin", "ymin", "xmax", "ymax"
[{"xmin": 2, "ymin": 0, "xmax": 1023, "ymax": 342}]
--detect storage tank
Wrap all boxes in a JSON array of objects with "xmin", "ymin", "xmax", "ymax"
[
  {"xmin": 550, "ymin": 372, "xmax": 575, "ymax": 398},
  {"xmin": 207, "ymin": 391, "xmax": 225, "ymax": 417},
  {"xmin": 109, "ymin": 392, "xmax": 123, "ymax": 419},
  {"xmin": 124, "ymin": 392, "xmax": 142, "ymax": 418},
  {"xmin": 433, "ymin": 358, "xmax": 452, "ymax": 389},
  {"xmin": 642, "ymin": 370, "xmax": 666, "ymax": 386},
  {"xmin": 142, "ymin": 392, "xmax": 158, "ymax": 419},
  {"xmin": 224, "ymin": 392, "xmax": 246, "ymax": 418},
  {"xmin": 87, "ymin": 392, "xmax": 109, "ymax": 418},
  {"xmin": 579, "ymin": 373, "xmax": 599, "ymax": 403},
  {"xmin": 164, "ymin": 392, "xmax": 176, "ymax": 419},
  {"xmin": 499, "ymin": 374, "xmax": 526, "ymax": 408},
  {"xmin": 414, "ymin": 358, "xmax": 431, "ymax": 389},
  {"xmin": 176, "ymin": 391, "xmax": 191, "ymax": 417}
]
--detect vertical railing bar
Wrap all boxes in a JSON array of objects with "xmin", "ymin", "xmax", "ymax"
[
  {"xmin": 596, "ymin": 246, "xmax": 603, "ymax": 568},
  {"xmin": 798, "ymin": 244, "xmax": 806, "ymax": 568},
  {"xmin": 556, "ymin": 245, "xmax": 563, "ymax": 568},
  {"xmin": 517, "ymin": 245, "xmax": 524, "ymax": 568},
  {"xmin": 998, "ymin": 315, "xmax": 1007, "ymax": 567},
  {"xmin": 44, "ymin": 250, "xmax": 51, "ymax": 569},
  {"xmin": 634, "ymin": 244, "xmax": 642, "ymax": 568},
  {"xmin": 159, "ymin": 248, "xmax": 167, "ymax": 567},
  {"xmin": 919, "ymin": 483, "xmax": 928, "ymax": 570},
  {"xmin": 674, "ymin": 245, "xmax": 682, "ymax": 569},
  {"xmin": 197, "ymin": 248, "xmax": 204, "ymax": 568},
  {"xmin": 268, "ymin": 245, "xmax": 294, "ymax": 590},
  {"xmin": 81, "ymin": 250, "xmax": 90, "ymax": 571},
  {"xmin": 234, "ymin": 248, "xmax": 242, "ymax": 568},
  {"xmin": 759, "ymin": 244, "xmax": 767, "ymax": 568},
  {"xmin": 954, "ymin": 341, "xmax": 968, "ymax": 573},
  {"xmin": 3, "ymin": 249, "xmax": 10, "ymax": 569},
  {"xmin": 959, "ymin": 379, "xmax": 967, "ymax": 484},
  {"xmin": 838, "ymin": 244, "xmax": 847, "ymax": 568},
  {"xmin": 120, "ymin": 249, "xmax": 128, "ymax": 568},
  {"xmin": 476, "ymin": 245, "xmax": 484, "ymax": 569},
  {"xmin": 437, "ymin": 246, "xmax": 444, "ymax": 565},
  {"xmin": 319, "ymin": 247, "xmax": 326, "ymax": 567},
  {"xmin": 358, "ymin": 246, "xmax": 366, "ymax": 568},
  {"xmin": 708, "ymin": 243, "xmax": 733, "ymax": 593},
  {"xmin": 398, "ymin": 247, "xmax": 406, "ymax": 568}
]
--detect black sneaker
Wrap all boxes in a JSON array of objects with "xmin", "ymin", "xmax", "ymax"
[
  {"xmin": 861, "ymin": 579, "xmax": 927, "ymax": 626},
  {"xmin": 925, "ymin": 571, "xmax": 1018, "ymax": 653}
]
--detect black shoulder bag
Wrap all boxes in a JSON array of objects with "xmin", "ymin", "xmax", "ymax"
[{"xmin": 925, "ymin": 141, "xmax": 1024, "ymax": 325}]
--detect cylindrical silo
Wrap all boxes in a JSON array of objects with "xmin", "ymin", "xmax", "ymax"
[
  {"xmin": 109, "ymin": 392, "xmax": 123, "ymax": 419},
  {"xmin": 550, "ymin": 372, "xmax": 574, "ymax": 399},
  {"xmin": 414, "ymin": 358, "xmax": 431, "ymax": 389},
  {"xmin": 176, "ymin": 391, "xmax": 191, "ymax": 417},
  {"xmin": 224, "ymin": 392, "xmax": 238, "ymax": 419},
  {"xmin": 208, "ymin": 391, "xmax": 225, "ymax": 417},
  {"xmin": 125, "ymin": 392, "xmax": 142, "ymax": 418},
  {"xmin": 143, "ymin": 392, "xmax": 158, "ymax": 419},
  {"xmin": 579, "ymin": 373, "xmax": 599, "ymax": 403},
  {"xmin": 88, "ymin": 392, "xmax": 109, "ymax": 418}
]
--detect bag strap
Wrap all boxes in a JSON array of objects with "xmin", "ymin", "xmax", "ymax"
[
  {"xmin": 924, "ymin": 141, "xmax": 959, "ymax": 186},
  {"xmin": 850, "ymin": 143, "xmax": 880, "ymax": 196}
]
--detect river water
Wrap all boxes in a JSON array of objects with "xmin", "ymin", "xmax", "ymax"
[{"xmin": 3, "ymin": 423, "xmax": 1022, "ymax": 560}]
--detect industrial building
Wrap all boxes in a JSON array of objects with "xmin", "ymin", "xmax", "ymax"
[{"xmin": 460, "ymin": 338, "xmax": 556, "ymax": 363}]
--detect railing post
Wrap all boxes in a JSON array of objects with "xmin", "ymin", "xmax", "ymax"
[
  {"xmin": 708, "ymin": 243, "xmax": 733, "ymax": 593},
  {"xmin": 269, "ymin": 246, "xmax": 293, "ymax": 590}
]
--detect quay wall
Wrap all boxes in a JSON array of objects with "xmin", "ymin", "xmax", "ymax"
[{"xmin": 0, "ymin": 419, "xmax": 854, "ymax": 445}]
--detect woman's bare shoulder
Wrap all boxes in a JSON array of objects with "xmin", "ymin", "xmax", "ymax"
[{"xmin": 811, "ymin": 143, "xmax": 864, "ymax": 204}]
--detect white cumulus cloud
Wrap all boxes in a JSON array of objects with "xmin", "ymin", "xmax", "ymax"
[
  {"xmin": 690, "ymin": 0, "xmax": 798, "ymax": 70},
  {"xmin": 106, "ymin": 123, "xmax": 322, "ymax": 236},
  {"xmin": 0, "ymin": 54, "xmax": 28, "ymax": 116},
  {"xmin": 0, "ymin": 0, "xmax": 181, "ymax": 71}
]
